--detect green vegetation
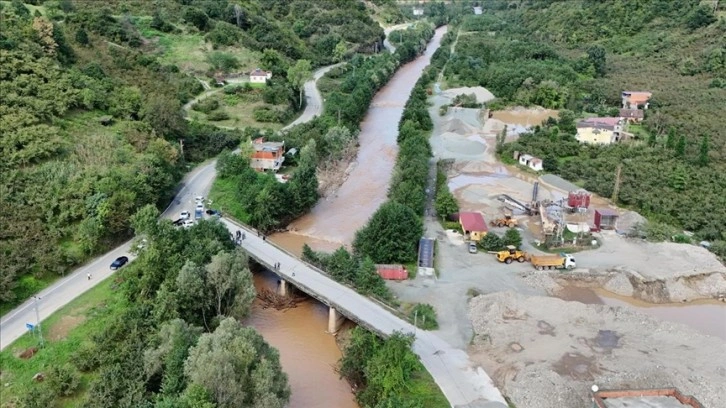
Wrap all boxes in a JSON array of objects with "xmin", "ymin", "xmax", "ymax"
[
  {"xmin": 407, "ymin": 303, "xmax": 439, "ymax": 330},
  {"xmin": 1, "ymin": 211, "xmax": 286, "ymax": 407},
  {"xmin": 338, "ymin": 327, "xmax": 448, "ymax": 408},
  {"xmin": 302, "ymin": 245, "xmax": 391, "ymax": 301},
  {"xmin": 451, "ymin": 1, "xmax": 726, "ymax": 259},
  {"xmin": 434, "ymin": 161, "xmax": 459, "ymax": 219}
]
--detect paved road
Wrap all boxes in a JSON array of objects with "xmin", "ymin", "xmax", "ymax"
[
  {"xmin": 283, "ymin": 63, "xmax": 342, "ymax": 130},
  {"xmin": 0, "ymin": 64, "xmax": 336, "ymax": 351},
  {"xmin": 383, "ymin": 23, "xmax": 413, "ymax": 53},
  {"xmin": 223, "ymin": 218, "xmax": 507, "ymax": 408}
]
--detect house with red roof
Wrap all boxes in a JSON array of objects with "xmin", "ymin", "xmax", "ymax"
[
  {"xmin": 250, "ymin": 137, "xmax": 285, "ymax": 172},
  {"xmin": 459, "ymin": 212, "xmax": 488, "ymax": 241},
  {"xmin": 621, "ymin": 91, "xmax": 652, "ymax": 110}
]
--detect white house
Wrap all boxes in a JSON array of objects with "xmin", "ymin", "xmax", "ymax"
[
  {"xmin": 518, "ymin": 154, "xmax": 543, "ymax": 172},
  {"xmin": 250, "ymin": 68, "xmax": 272, "ymax": 84},
  {"xmin": 413, "ymin": 7, "xmax": 424, "ymax": 16},
  {"xmin": 473, "ymin": 6, "xmax": 483, "ymax": 15}
]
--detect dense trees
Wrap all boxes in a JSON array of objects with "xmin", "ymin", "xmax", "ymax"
[{"xmin": 354, "ymin": 202, "xmax": 423, "ymax": 264}]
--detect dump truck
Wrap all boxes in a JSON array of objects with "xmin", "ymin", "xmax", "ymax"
[
  {"xmin": 490, "ymin": 214, "xmax": 518, "ymax": 228},
  {"xmin": 494, "ymin": 245, "xmax": 528, "ymax": 264},
  {"xmin": 529, "ymin": 253, "xmax": 576, "ymax": 270}
]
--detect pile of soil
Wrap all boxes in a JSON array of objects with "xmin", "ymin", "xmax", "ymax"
[
  {"xmin": 441, "ymin": 87, "xmax": 495, "ymax": 103},
  {"xmin": 468, "ymin": 292, "xmax": 726, "ymax": 408}
]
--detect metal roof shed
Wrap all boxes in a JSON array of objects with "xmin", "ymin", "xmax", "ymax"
[{"xmin": 594, "ymin": 208, "xmax": 619, "ymax": 231}]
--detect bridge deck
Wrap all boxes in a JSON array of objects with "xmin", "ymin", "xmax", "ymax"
[{"xmin": 222, "ymin": 218, "xmax": 506, "ymax": 408}]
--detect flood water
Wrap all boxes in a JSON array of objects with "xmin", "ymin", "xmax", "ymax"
[
  {"xmin": 253, "ymin": 28, "xmax": 448, "ymax": 407},
  {"xmin": 246, "ymin": 269, "xmax": 358, "ymax": 408},
  {"xmin": 280, "ymin": 26, "xmax": 448, "ymax": 253},
  {"xmin": 557, "ymin": 286, "xmax": 726, "ymax": 340}
]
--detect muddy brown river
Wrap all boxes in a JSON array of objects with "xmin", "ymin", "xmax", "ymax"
[
  {"xmin": 257, "ymin": 27, "xmax": 447, "ymax": 407},
  {"xmin": 280, "ymin": 26, "xmax": 448, "ymax": 252}
]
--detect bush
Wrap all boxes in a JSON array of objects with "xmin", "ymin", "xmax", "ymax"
[
  {"xmin": 408, "ymin": 303, "xmax": 438, "ymax": 330},
  {"xmin": 479, "ymin": 233, "xmax": 504, "ymax": 251},
  {"xmin": 191, "ymin": 98, "xmax": 220, "ymax": 113},
  {"xmin": 206, "ymin": 110, "xmax": 229, "ymax": 121},
  {"xmin": 17, "ymin": 384, "xmax": 55, "ymax": 408},
  {"xmin": 72, "ymin": 343, "xmax": 101, "ymax": 372},
  {"xmin": 253, "ymin": 106, "xmax": 287, "ymax": 123},
  {"xmin": 46, "ymin": 365, "xmax": 81, "ymax": 397},
  {"xmin": 502, "ymin": 229, "xmax": 522, "ymax": 248}
]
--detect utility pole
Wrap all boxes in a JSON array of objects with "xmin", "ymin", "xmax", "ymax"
[
  {"xmin": 179, "ymin": 139, "xmax": 185, "ymax": 161},
  {"xmin": 611, "ymin": 163, "xmax": 622, "ymax": 202},
  {"xmin": 32, "ymin": 295, "xmax": 44, "ymax": 348}
]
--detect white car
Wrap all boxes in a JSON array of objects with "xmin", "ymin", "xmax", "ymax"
[
  {"xmin": 194, "ymin": 196, "xmax": 204, "ymax": 204},
  {"xmin": 180, "ymin": 210, "xmax": 190, "ymax": 220},
  {"xmin": 182, "ymin": 220, "xmax": 195, "ymax": 228}
]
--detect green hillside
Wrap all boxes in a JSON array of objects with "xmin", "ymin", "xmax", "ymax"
[
  {"xmin": 0, "ymin": 0, "xmax": 384, "ymax": 309},
  {"xmin": 445, "ymin": 0, "xmax": 726, "ymax": 257}
]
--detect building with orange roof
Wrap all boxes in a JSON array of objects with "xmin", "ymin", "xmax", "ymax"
[
  {"xmin": 621, "ymin": 91, "xmax": 652, "ymax": 110},
  {"xmin": 250, "ymin": 138, "xmax": 285, "ymax": 172}
]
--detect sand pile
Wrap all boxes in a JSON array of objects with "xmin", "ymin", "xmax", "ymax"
[
  {"xmin": 442, "ymin": 86, "xmax": 496, "ymax": 103},
  {"xmin": 440, "ymin": 132, "xmax": 486, "ymax": 155},
  {"xmin": 443, "ymin": 117, "xmax": 478, "ymax": 135},
  {"xmin": 468, "ymin": 292, "xmax": 726, "ymax": 408}
]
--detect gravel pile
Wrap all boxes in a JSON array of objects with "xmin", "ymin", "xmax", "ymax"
[
  {"xmin": 468, "ymin": 292, "xmax": 726, "ymax": 408},
  {"xmin": 442, "ymin": 86, "xmax": 495, "ymax": 103}
]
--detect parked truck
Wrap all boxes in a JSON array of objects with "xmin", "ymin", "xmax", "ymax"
[
  {"xmin": 494, "ymin": 246, "xmax": 577, "ymax": 270},
  {"xmin": 529, "ymin": 253, "xmax": 576, "ymax": 270}
]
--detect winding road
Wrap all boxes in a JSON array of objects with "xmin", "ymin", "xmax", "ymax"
[{"xmin": 0, "ymin": 64, "xmax": 336, "ymax": 351}]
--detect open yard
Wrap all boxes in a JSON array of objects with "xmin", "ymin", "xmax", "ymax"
[{"xmin": 0, "ymin": 278, "xmax": 123, "ymax": 407}]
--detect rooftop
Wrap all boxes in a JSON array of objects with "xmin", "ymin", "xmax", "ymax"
[
  {"xmin": 596, "ymin": 208, "xmax": 619, "ymax": 216},
  {"xmin": 601, "ymin": 396, "xmax": 696, "ymax": 408},
  {"xmin": 619, "ymin": 108, "xmax": 644, "ymax": 119},
  {"xmin": 578, "ymin": 117, "xmax": 622, "ymax": 128},
  {"xmin": 459, "ymin": 212, "xmax": 488, "ymax": 232},
  {"xmin": 252, "ymin": 137, "xmax": 284, "ymax": 152}
]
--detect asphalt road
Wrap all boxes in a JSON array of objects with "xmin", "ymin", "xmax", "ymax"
[
  {"xmin": 0, "ymin": 65, "xmax": 336, "ymax": 351},
  {"xmin": 222, "ymin": 218, "xmax": 507, "ymax": 408}
]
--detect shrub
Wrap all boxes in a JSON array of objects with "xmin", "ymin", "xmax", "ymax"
[
  {"xmin": 409, "ymin": 303, "xmax": 438, "ymax": 330},
  {"xmin": 17, "ymin": 384, "xmax": 55, "ymax": 408},
  {"xmin": 191, "ymin": 98, "xmax": 220, "ymax": 113},
  {"xmin": 72, "ymin": 343, "xmax": 101, "ymax": 372},
  {"xmin": 206, "ymin": 111, "xmax": 230, "ymax": 121},
  {"xmin": 502, "ymin": 229, "xmax": 522, "ymax": 248},
  {"xmin": 46, "ymin": 364, "xmax": 81, "ymax": 397},
  {"xmin": 479, "ymin": 233, "xmax": 504, "ymax": 251}
]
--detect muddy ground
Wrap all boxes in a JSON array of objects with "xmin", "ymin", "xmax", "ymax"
[{"xmin": 468, "ymin": 292, "xmax": 726, "ymax": 408}]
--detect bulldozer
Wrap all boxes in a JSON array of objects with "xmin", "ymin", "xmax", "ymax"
[
  {"xmin": 494, "ymin": 245, "xmax": 528, "ymax": 264},
  {"xmin": 490, "ymin": 214, "xmax": 518, "ymax": 228}
]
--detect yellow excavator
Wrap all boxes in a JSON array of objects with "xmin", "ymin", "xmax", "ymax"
[{"xmin": 494, "ymin": 245, "xmax": 528, "ymax": 264}]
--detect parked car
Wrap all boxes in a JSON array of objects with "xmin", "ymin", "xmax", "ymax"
[
  {"xmin": 172, "ymin": 218, "xmax": 184, "ymax": 226},
  {"xmin": 206, "ymin": 209, "xmax": 221, "ymax": 217},
  {"xmin": 194, "ymin": 196, "xmax": 204, "ymax": 204},
  {"xmin": 468, "ymin": 242, "xmax": 478, "ymax": 254},
  {"xmin": 180, "ymin": 210, "xmax": 190, "ymax": 220},
  {"xmin": 183, "ymin": 219, "xmax": 195, "ymax": 228},
  {"xmin": 110, "ymin": 256, "xmax": 129, "ymax": 270}
]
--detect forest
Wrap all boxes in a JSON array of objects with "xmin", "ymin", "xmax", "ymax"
[
  {"xmin": 447, "ymin": 0, "xmax": 726, "ymax": 256},
  {"xmin": 0, "ymin": 0, "xmax": 386, "ymax": 309}
]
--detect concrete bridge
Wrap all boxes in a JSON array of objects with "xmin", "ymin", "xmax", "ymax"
[{"xmin": 221, "ymin": 218, "xmax": 507, "ymax": 408}]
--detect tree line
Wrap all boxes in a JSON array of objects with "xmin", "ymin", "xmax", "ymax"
[{"xmin": 11, "ymin": 210, "xmax": 289, "ymax": 407}]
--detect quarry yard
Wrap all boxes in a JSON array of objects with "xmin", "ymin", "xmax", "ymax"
[{"xmin": 386, "ymin": 85, "xmax": 726, "ymax": 407}]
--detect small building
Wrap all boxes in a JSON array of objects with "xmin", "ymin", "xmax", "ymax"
[
  {"xmin": 621, "ymin": 91, "xmax": 652, "ymax": 110},
  {"xmin": 576, "ymin": 117, "xmax": 624, "ymax": 145},
  {"xmin": 473, "ymin": 6, "xmax": 483, "ymax": 15},
  {"xmin": 376, "ymin": 264, "xmax": 408, "ymax": 281},
  {"xmin": 594, "ymin": 208, "xmax": 619, "ymax": 231},
  {"xmin": 459, "ymin": 212, "xmax": 488, "ymax": 241},
  {"xmin": 413, "ymin": 7, "xmax": 424, "ymax": 16},
  {"xmin": 619, "ymin": 108, "xmax": 644, "ymax": 123},
  {"xmin": 592, "ymin": 387, "xmax": 704, "ymax": 408},
  {"xmin": 250, "ymin": 138, "xmax": 285, "ymax": 172},
  {"xmin": 249, "ymin": 68, "xmax": 272, "ymax": 84},
  {"xmin": 517, "ymin": 153, "xmax": 543, "ymax": 172}
]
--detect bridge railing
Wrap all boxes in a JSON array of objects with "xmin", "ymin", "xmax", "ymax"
[{"xmin": 221, "ymin": 216, "xmax": 413, "ymax": 335}]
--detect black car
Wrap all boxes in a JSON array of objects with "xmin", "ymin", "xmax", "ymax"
[
  {"xmin": 172, "ymin": 218, "xmax": 184, "ymax": 226},
  {"xmin": 110, "ymin": 256, "xmax": 129, "ymax": 270}
]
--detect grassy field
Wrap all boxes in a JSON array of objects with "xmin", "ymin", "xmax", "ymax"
[
  {"xmin": 191, "ymin": 90, "xmax": 287, "ymax": 131},
  {"xmin": 0, "ymin": 278, "xmax": 124, "ymax": 407}
]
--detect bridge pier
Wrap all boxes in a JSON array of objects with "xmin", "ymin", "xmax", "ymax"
[
  {"xmin": 278, "ymin": 279, "xmax": 288, "ymax": 297},
  {"xmin": 327, "ymin": 307, "xmax": 346, "ymax": 334}
]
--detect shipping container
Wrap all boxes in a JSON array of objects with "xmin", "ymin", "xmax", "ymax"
[
  {"xmin": 376, "ymin": 264, "xmax": 408, "ymax": 280},
  {"xmin": 568, "ymin": 191, "xmax": 591, "ymax": 209}
]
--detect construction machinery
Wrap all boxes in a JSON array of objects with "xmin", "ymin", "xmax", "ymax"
[
  {"xmin": 494, "ymin": 246, "xmax": 577, "ymax": 270},
  {"xmin": 530, "ymin": 253, "xmax": 576, "ymax": 270},
  {"xmin": 490, "ymin": 214, "xmax": 518, "ymax": 228},
  {"xmin": 494, "ymin": 245, "xmax": 528, "ymax": 264}
]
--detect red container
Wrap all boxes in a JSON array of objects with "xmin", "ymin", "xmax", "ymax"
[
  {"xmin": 376, "ymin": 265, "xmax": 408, "ymax": 280},
  {"xmin": 568, "ymin": 191, "xmax": 591, "ymax": 209}
]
